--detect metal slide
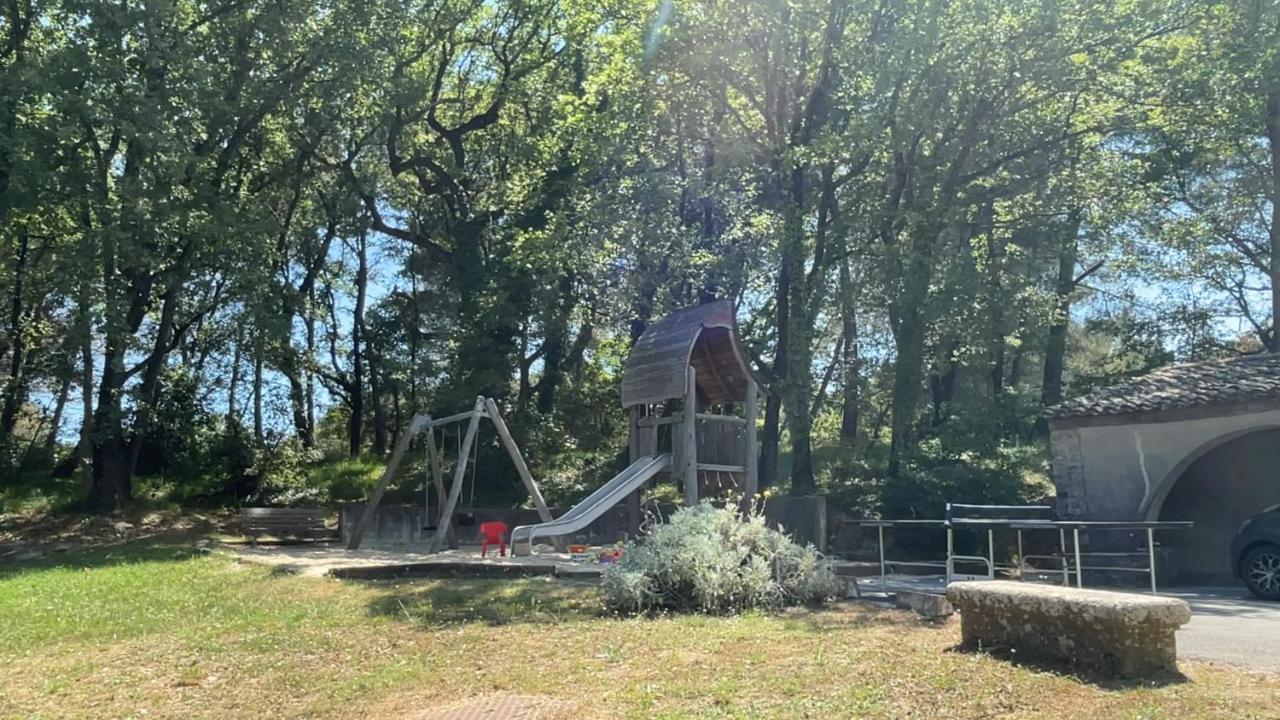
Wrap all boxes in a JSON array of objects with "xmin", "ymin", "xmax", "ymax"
[{"xmin": 510, "ymin": 453, "xmax": 671, "ymax": 556}]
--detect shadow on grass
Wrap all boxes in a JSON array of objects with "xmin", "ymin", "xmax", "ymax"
[
  {"xmin": 775, "ymin": 600, "xmax": 953, "ymax": 636},
  {"xmin": 0, "ymin": 529, "xmax": 213, "ymax": 578},
  {"xmin": 944, "ymin": 642, "xmax": 1189, "ymax": 690},
  {"xmin": 361, "ymin": 580, "xmax": 935, "ymax": 634},
  {"xmin": 361, "ymin": 577, "xmax": 605, "ymax": 627}
]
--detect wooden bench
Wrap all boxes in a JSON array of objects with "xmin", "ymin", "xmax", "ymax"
[
  {"xmin": 946, "ymin": 580, "xmax": 1191, "ymax": 677},
  {"xmin": 239, "ymin": 507, "xmax": 334, "ymax": 544}
]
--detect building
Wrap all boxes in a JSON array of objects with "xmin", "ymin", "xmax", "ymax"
[{"xmin": 1048, "ymin": 353, "xmax": 1280, "ymax": 581}]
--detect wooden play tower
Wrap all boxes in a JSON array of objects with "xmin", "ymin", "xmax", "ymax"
[{"xmin": 620, "ymin": 300, "xmax": 769, "ymax": 510}]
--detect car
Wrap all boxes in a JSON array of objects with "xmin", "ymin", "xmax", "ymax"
[{"xmin": 1232, "ymin": 505, "xmax": 1280, "ymax": 600}]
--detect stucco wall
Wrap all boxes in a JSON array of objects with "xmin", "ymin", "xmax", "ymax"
[
  {"xmin": 1158, "ymin": 429, "xmax": 1280, "ymax": 580},
  {"xmin": 1050, "ymin": 406, "xmax": 1280, "ymax": 521},
  {"xmin": 1049, "ymin": 404, "xmax": 1280, "ymax": 579}
]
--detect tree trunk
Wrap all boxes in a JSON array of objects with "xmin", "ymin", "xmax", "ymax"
[
  {"xmin": 90, "ymin": 262, "xmax": 152, "ymax": 511},
  {"xmin": 371, "ymin": 361, "xmax": 388, "ymax": 455},
  {"xmin": 392, "ymin": 385, "xmax": 403, "ymax": 443},
  {"xmin": 1266, "ymin": 88, "xmax": 1280, "ymax": 351},
  {"xmin": 279, "ymin": 355, "xmax": 310, "ymax": 446},
  {"xmin": 764, "ymin": 210, "xmax": 790, "ymax": 489},
  {"xmin": 44, "ymin": 372, "xmax": 71, "ymax": 459},
  {"xmin": 274, "ymin": 222, "xmax": 333, "ymax": 449},
  {"xmin": 838, "ymin": 255, "xmax": 859, "ymax": 444},
  {"xmin": 516, "ymin": 327, "xmax": 533, "ymax": 416},
  {"xmin": 0, "ymin": 1, "xmax": 31, "ymax": 223},
  {"xmin": 409, "ymin": 273, "xmax": 420, "ymax": 413},
  {"xmin": 782, "ymin": 167, "xmax": 815, "ymax": 495},
  {"xmin": 771, "ymin": 0, "xmax": 848, "ymax": 495},
  {"xmin": 760, "ymin": 394, "xmax": 782, "ymax": 489},
  {"xmin": 78, "ymin": 309, "xmax": 94, "ymax": 499},
  {"xmin": 887, "ymin": 223, "xmax": 939, "ymax": 477},
  {"xmin": 1007, "ymin": 323, "xmax": 1027, "ymax": 387},
  {"xmin": 228, "ymin": 324, "xmax": 242, "ymax": 422},
  {"xmin": 253, "ymin": 337, "xmax": 264, "ymax": 445},
  {"xmin": 929, "ymin": 340, "xmax": 959, "ymax": 427},
  {"xmin": 305, "ymin": 285, "xmax": 317, "ymax": 444},
  {"xmin": 979, "ymin": 204, "xmax": 1005, "ymax": 397},
  {"xmin": 1, "ymin": 231, "xmax": 30, "ymax": 437},
  {"xmin": 90, "ymin": 334, "xmax": 129, "ymax": 512},
  {"xmin": 123, "ymin": 279, "xmax": 183, "ymax": 480},
  {"xmin": 1042, "ymin": 213, "xmax": 1082, "ymax": 407},
  {"xmin": 349, "ymin": 233, "xmax": 368, "ymax": 458}
]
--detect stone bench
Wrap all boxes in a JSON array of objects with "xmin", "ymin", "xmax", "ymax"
[{"xmin": 946, "ymin": 581, "xmax": 1191, "ymax": 677}]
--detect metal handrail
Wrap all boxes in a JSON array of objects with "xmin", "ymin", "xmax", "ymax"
[
  {"xmin": 842, "ymin": 512, "xmax": 1193, "ymax": 595},
  {"xmin": 947, "ymin": 554, "xmax": 994, "ymax": 581}
]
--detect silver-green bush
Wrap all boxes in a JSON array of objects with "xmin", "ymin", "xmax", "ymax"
[{"xmin": 600, "ymin": 502, "xmax": 839, "ymax": 614}]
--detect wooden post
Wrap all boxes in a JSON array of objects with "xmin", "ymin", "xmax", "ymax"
[
  {"xmin": 638, "ymin": 406, "xmax": 657, "ymax": 457},
  {"xmin": 628, "ymin": 406, "xmax": 640, "ymax": 462},
  {"xmin": 626, "ymin": 406, "xmax": 644, "ymax": 537},
  {"xmin": 347, "ymin": 414, "xmax": 426, "ymax": 550},
  {"xmin": 681, "ymin": 365, "xmax": 698, "ymax": 507},
  {"xmin": 485, "ymin": 397, "xmax": 566, "ymax": 551},
  {"xmin": 423, "ymin": 419, "xmax": 456, "ymax": 549},
  {"xmin": 742, "ymin": 377, "xmax": 759, "ymax": 512},
  {"xmin": 429, "ymin": 397, "xmax": 485, "ymax": 552}
]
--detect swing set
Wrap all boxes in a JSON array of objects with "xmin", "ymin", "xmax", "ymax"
[{"xmin": 345, "ymin": 395, "xmax": 564, "ymax": 552}]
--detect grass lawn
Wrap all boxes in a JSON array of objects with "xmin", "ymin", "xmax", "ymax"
[{"xmin": 1, "ymin": 534, "xmax": 1277, "ymax": 719}]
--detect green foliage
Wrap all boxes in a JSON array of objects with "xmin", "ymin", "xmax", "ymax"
[
  {"xmin": 882, "ymin": 440, "xmax": 1052, "ymax": 520},
  {"xmin": 137, "ymin": 368, "xmax": 213, "ymax": 479},
  {"xmin": 1067, "ymin": 311, "xmax": 1178, "ymax": 397},
  {"xmin": 817, "ymin": 451, "xmax": 881, "ymax": 518},
  {"xmin": 244, "ymin": 441, "xmax": 324, "ymax": 506},
  {"xmin": 300, "ymin": 454, "xmax": 387, "ymax": 504},
  {"xmin": 600, "ymin": 503, "xmax": 840, "ymax": 614},
  {"xmin": 1, "ymin": 0, "xmax": 1273, "ymax": 518}
]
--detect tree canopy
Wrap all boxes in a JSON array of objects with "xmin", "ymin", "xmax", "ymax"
[{"xmin": 1, "ymin": 0, "xmax": 1275, "ymax": 515}]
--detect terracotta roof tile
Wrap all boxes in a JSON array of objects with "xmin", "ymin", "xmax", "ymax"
[{"xmin": 1049, "ymin": 353, "xmax": 1280, "ymax": 419}]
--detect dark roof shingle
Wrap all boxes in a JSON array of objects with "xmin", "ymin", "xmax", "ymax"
[
  {"xmin": 619, "ymin": 300, "xmax": 767, "ymax": 408},
  {"xmin": 1050, "ymin": 353, "xmax": 1280, "ymax": 419}
]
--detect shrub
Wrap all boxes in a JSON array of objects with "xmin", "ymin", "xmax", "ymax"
[
  {"xmin": 247, "ymin": 440, "xmax": 324, "ymax": 506},
  {"xmin": 600, "ymin": 503, "xmax": 839, "ymax": 614}
]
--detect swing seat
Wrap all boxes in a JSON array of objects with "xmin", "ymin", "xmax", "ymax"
[{"xmin": 479, "ymin": 521, "xmax": 508, "ymax": 558}]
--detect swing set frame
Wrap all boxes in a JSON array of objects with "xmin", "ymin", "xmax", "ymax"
[{"xmin": 345, "ymin": 395, "xmax": 564, "ymax": 552}]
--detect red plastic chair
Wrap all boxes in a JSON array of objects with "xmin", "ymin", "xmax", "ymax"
[{"xmin": 479, "ymin": 521, "xmax": 509, "ymax": 558}]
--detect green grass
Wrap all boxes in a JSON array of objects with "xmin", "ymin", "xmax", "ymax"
[{"xmin": 2, "ymin": 534, "xmax": 1278, "ymax": 719}]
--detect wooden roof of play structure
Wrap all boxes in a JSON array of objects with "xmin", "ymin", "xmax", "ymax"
[{"xmin": 620, "ymin": 300, "xmax": 768, "ymax": 408}]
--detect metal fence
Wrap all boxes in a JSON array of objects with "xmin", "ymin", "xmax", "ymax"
[{"xmin": 844, "ymin": 504, "xmax": 1192, "ymax": 595}]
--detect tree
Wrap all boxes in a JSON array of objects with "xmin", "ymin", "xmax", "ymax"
[
  {"xmin": 43, "ymin": 0, "xmax": 372, "ymax": 509},
  {"xmin": 1139, "ymin": 1, "xmax": 1280, "ymax": 350}
]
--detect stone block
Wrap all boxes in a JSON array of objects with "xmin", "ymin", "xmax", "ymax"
[
  {"xmin": 946, "ymin": 580, "xmax": 1191, "ymax": 677},
  {"xmin": 895, "ymin": 590, "xmax": 953, "ymax": 619}
]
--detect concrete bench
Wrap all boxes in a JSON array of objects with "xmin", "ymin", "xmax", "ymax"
[{"xmin": 946, "ymin": 581, "xmax": 1191, "ymax": 677}]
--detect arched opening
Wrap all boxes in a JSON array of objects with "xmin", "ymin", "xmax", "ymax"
[{"xmin": 1156, "ymin": 428, "xmax": 1280, "ymax": 582}]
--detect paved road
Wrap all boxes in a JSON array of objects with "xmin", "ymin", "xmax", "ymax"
[
  {"xmin": 1166, "ymin": 586, "xmax": 1280, "ymax": 672},
  {"xmin": 857, "ymin": 576, "xmax": 1280, "ymax": 672}
]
